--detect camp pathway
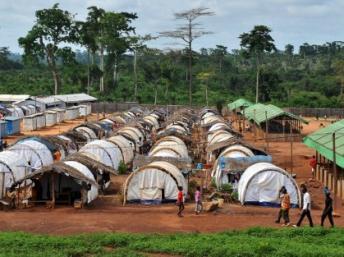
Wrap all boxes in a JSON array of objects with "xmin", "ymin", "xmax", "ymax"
[{"xmin": 0, "ymin": 203, "xmax": 342, "ymax": 235}]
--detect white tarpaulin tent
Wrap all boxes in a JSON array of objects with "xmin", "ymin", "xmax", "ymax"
[
  {"xmin": 9, "ymin": 140, "xmax": 54, "ymax": 171},
  {"xmin": 108, "ymin": 135, "xmax": 135, "ymax": 164},
  {"xmin": 80, "ymin": 140, "xmax": 122, "ymax": 171},
  {"xmin": 75, "ymin": 127, "xmax": 98, "ymax": 142},
  {"xmin": 212, "ymin": 144, "xmax": 254, "ymax": 186},
  {"xmin": 124, "ymin": 161, "xmax": 187, "ymax": 204},
  {"xmin": 238, "ymin": 162, "xmax": 301, "ymax": 207},
  {"xmin": 64, "ymin": 161, "xmax": 98, "ymax": 204},
  {"xmin": 117, "ymin": 127, "xmax": 144, "ymax": 151},
  {"xmin": 0, "ymin": 151, "xmax": 27, "ymax": 199},
  {"xmin": 149, "ymin": 136, "xmax": 189, "ymax": 159}
]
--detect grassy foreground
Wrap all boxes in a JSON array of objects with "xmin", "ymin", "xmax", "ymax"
[{"xmin": 0, "ymin": 227, "xmax": 344, "ymax": 257}]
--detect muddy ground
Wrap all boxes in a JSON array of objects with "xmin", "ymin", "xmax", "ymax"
[{"xmin": 0, "ymin": 116, "xmax": 342, "ymax": 235}]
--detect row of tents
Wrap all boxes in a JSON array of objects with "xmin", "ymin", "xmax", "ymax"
[
  {"xmin": 200, "ymin": 108, "xmax": 301, "ymax": 208},
  {"xmin": 3, "ymin": 107, "xmax": 168, "ymax": 207},
  {"xmin": 124, "ymin": 109, "xmax": 196, "ymax": 205}
]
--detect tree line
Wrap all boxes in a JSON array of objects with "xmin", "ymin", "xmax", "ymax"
[{"xmin": 0, "ymin": 4, "xmax": 343, "ymax": 108}]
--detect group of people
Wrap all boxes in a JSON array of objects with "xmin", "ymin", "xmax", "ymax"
[{"xmin": 276, "ymin": 184, "xmax": 334, "ymax": 228}]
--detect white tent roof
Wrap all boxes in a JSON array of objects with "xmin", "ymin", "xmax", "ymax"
[
  {"xmin": 80, "ymin": 140, "xmax": 122, "ymax": 170},
  {"xmin": 143, "ymin": 116, "xmax": 159, "ymax": 129},
  {"xmin": 75, "ymin": 127, "xmax": 98, "ymax": 142},
  {"xmin": 201, "ymin": 115, "xmax": 223, "ymax": 126},
  {"xmin": 208, "ymin": 130, "xmax": 234, "ymax": 145},
  {"xmin": 149, "ymin": 136, "xmax": 188, "ymax": 159},
  {"xmin": 0, "ymin": 151, "xmax": 27, "ymax": 198},
  {"xmin": 209, "ymin": 122, "xmax": 230, "ymax": 132},
  {"xmin": 64, "ymin": 161, "xmax": 98, "ymax": 203},
  {"xmin": 212, "ymin": 144, "xmax": 255, "ymax": 185},
  {"xmin": 9, "ymin": 140, "xmax": 54, "ymax": 170},
  {"xmin": 125, "ymin": 161, "xmax": 187, "ymax": 203},
  {"xmin": 238, "ymin": 162, "xmax": 301, "ymax": 207},
  {"xmin": 118, "ymin": 127, "xmax": 144, "ymax": 146},
  {"xmin": 108, "ymin": 135, "xmax": 134, "ymax": 164}
]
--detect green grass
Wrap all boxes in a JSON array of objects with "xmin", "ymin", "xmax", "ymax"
[{"xmin": 0, "ymin": 227, "xmax": 343, "ymax": 257}]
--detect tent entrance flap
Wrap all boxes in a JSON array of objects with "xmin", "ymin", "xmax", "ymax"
[{"xmin": 140, "ymin": 188, "xmax": 162, "ymax": 204}]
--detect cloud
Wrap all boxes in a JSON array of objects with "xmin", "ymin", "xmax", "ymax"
[{"xmin": 0, "ymin": 0, "xmax": 343, "ymax": 53}]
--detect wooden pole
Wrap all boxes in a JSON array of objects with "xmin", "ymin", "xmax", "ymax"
[
  {"xmin": 290, "ymin": 121, "xmax": 293, "ymax": 174},
  {"xmin": 243, "ymin": 108, "xmax": 246, "ymax": 134},
  {"xmin": 51, "ymin": 174, "xmax": 55, "ymax": 209},
  {"xmin": 265, "ymin": 111, "xmax": 269, "ymax": 151},
  {"xmin": 333, "ymin": 132, "xmax": 338, "ymax": 210},
  {"xmin": 254, "ymin": 109, "xmax": 257, "ymax": 142}
]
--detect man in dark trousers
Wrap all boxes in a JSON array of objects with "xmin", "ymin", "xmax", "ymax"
[
  {"xmin": 321, "ymin": 187, "xmax": 334, "ymax": 228},
  {"xmin": 294, "ymin": 184, "xmax": 313, "ymax": 227}
]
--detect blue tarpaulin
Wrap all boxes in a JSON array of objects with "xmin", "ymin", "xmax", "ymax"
[{"xmin": 220, "ymin": 155, "xmax": 273, "ymax": 171}]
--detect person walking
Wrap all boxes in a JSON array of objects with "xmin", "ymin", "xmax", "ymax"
[
  {"xmin": 309, "ymin": 155, "xmax": 317, "ymax": 179},
  {"xmin": 294, "ymin": 184, "xmax": 313, "ymax": 227},
  {"xmin": 275, "ymin": 187, "xmax": 291, "ymax": 226},
  {"xmin": 177, "ymin": 186, "xmax": 185, "ymax": 217},
  {"xmin": 194, "ymin": 186, "xmax": 203, "ymax": 215},
  {"xmin": 321, "ymin": 187, "xmax": 334, "ymax": 228}
]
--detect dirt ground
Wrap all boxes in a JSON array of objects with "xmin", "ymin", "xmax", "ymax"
[{"xmin": 0, "ymin": 116, "xmax": 342, "ymax": 235}]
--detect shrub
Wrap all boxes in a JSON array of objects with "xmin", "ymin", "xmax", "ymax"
[
  {"xmin": 118, "ymin": 161, "xmax": 127, "ymax": 174},
  {"xmin": 220, "ymin": 183, "xmax": 233, "ymax": 194}
]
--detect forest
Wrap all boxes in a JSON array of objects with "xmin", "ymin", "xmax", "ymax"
[{"xmin": 0, "ymin": 4, "xmax": 344, "ymax": 108}]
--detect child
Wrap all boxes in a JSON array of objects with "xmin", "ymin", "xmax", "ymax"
[
  {"xmin": 194, "ymin": 186, "xmax": 202, "ymax": 215},
  {"xmin": 177, "ymin": 186, "xmax": 184, "ymax": 217}
]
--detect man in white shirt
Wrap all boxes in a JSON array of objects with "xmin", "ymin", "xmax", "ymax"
[{"xmin": 294, "ymin": 184, "xmax": 314, "ymax": 227}]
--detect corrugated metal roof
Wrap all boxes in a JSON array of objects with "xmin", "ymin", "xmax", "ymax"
[
  {"xmin": 0, "ymin": 94, "xmax": 30, "ymax": 102},
  {"xmin": 303, "ymin": 120, "xmax": 344, "ymax": 168},
  {"xmin": 228, "ymin": 98, "xmax": 253, "ymax": 111},
  {"xmin": 53, "ymin": 93, "xmax": 97, "ymax": 103},
  {"xmin": 36, "ymin": 96, "xmax": 65, "ymax": 105},
  {"xmin": 242, "ymin": 103, "xmax": 307, "ymax": 125},
  {"xmin": 304, "ymin": 120, "xmax": 344, "ymax": 168}
]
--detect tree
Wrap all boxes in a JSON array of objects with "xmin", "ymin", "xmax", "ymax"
[
  {"xmin": 334, "ymin": 60, "xmax": 344, "ymax": 99},
  {"xmin": 159, "ymin": 7, "xmax": 215, "ymax": 105},
  {"xmin": 285, "ymin": 44, "xmax": 294, "ymax": 56},
  {"xmin": 102, "ymin": 11, "xmax": 137, "ymax": 90},
  {"xmin": 210, "ymin": 45, "xmax": 228, "ymax": 72},
  {"xmin": 130, "ymin": 34, "xmax": 156, "ymax": 100},
  {"xmin": 197, "ymin": 71, "xmax": 214, "ymax": 106},
  {"xmin": 18, "ymin": 4, "xmax": 77, "ymax": 94},
  {"xmin": 239, "ymin": 25, "xmax": 276, "ymax": 103}
]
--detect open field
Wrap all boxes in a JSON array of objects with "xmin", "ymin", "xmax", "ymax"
[{"xmin": 1, "ymin": 227, "xmax": 344, "ymax": 257}]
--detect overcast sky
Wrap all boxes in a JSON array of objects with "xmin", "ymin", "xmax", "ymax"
[{"xmin": 1, "ymin": 0, "xmax": 343, "ymax": 53}]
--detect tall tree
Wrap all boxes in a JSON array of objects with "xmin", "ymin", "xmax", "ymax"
[
  {"xmin": 159, "ymin": 7, "xmax": 215, "ymax": 105},
  {"xmin": 197, "ymin": 71, "xmax": 214, "ymax": 106},
  {"xmin": 334, "ymin": 60, "xmax": 344, "ymax": 99},
  {"xmin": 130, "ymin": 34, "xmax": 156, "ymax": 101},
  {"xmin": 239, "ymin": 25, "xmax": 276, "ymax": 103},
  {"xmin": 18, "ymin": 4, "xmax": 77, "ymax": 94}
]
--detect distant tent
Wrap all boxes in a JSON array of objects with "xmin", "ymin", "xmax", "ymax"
[{"xmin": 238, "ymin": 162, "xmax": 300, "ymax": 207}]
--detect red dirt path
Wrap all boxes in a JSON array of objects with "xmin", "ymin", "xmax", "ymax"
[{"xmin": 0, "ymin": 117, "xmax": 342, "ymax": 235}]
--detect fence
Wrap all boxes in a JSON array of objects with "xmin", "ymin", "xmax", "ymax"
[
  {"xmin": 92, "ymin": 103, "xmax": 344, "ymax": 118},
  {"xmin": 91, "ymin": 102, "xmax": 205, "ymax": 114},
  {"xmin": 284, "ymin": 107, "xmax": 344, "ymax": 118}
]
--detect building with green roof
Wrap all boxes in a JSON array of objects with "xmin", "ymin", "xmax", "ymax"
[
  {"xmin": 303, "ymin": 119, "xmax": 344, "ymax": 200},
  {"xmin": 228, "ymin": 98, "xmax": 253, "ymax": 113},
  {"xmin": 241, "ymin": 103, "xmax": 307, "ymax": 141}
]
